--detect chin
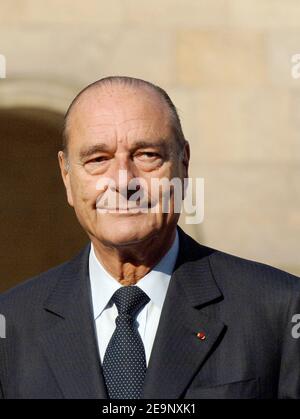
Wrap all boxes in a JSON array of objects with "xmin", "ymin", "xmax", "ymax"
[{"xmin": 97, "ymin": 218, "xmax": 156, "ymax": 247}]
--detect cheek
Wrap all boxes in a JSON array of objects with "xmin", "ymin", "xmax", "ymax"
[
  {"xmin": 146, "ymin": 164, "xmax": 176, "ymax": 192},
  {"xmin": 141, "ymin": 162, "xmax": 174, "ymax": 184},
  {"xmin": 169, "ymin": 160, "xmax": 182, "ymax": 178},
  {"xmin": 69, "ymin": 174, "xmax": 98, "ymax": 206}
]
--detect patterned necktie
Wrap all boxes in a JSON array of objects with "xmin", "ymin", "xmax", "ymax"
[{"xmin": 102, "ymin": 286, "xmax": 150, "ymax": 399}]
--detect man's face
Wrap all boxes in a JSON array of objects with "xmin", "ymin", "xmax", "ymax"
[{"xmin": 59, "ymin": 85, "xmax": 189, "ymax": 247}]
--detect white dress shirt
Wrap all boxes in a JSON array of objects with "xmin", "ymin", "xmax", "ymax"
[{"xmin": 89, "ymin": 229, "xmax": 179, "ymax": 366}]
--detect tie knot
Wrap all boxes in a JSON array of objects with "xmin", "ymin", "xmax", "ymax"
[{"xmin": 112, "ymin": 286, "xmax": 150, "ymax": 318}]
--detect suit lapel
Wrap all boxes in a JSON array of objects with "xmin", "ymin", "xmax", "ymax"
[
  {"xmin": 142, "ymin": 228, "xmax": 226, "ymax": 398},
  {"xmin": 39, "ymin": 244, "xmax": 108, "ymax": 399}
]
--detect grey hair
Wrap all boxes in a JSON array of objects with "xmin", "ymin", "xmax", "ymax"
[{"xmin": 62, "ymin": 76, "xmax": 187, "ymax": 158}]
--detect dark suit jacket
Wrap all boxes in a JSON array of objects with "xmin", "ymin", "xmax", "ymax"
[{"xmin": 1, "ymin": 227, "xmax": 300, "ymax": 399}]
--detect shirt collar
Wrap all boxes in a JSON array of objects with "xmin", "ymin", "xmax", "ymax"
[{"xmin": 89, "ymin": 229, "xmax": 179, "ymax": 320}]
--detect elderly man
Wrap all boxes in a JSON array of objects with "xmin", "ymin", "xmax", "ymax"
[{"xmin": 0, "ymin": 76, "xmax": 300, "ymax": 399}]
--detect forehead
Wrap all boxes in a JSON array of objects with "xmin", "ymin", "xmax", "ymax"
[{"xmin": 66, "ymin": 85, "xmax": 174, "ymax": 149}]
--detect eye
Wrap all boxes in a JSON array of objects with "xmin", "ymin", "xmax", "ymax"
[
  {"xmin": 144, "ymin": 152, "xmax": 159, "ymax": 158},
  {"xmin": 87, "ymin": 156, "xmax": 109, "ymax": 164},
  {"xmin": 136, "ymin": 152, "xmax": 161, "ymax": 159}
]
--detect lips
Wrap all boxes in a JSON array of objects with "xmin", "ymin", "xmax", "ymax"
[
  {"xmin": 97, "ymin": 206, "xmax": 148, "ymax": 211},
  {"xmin": 96, "ymin": 201, "xmax": 151, "ymax": 211}
]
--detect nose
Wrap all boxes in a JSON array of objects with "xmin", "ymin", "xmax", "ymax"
[{"xmin": 108, "ymin": 154, "xmax": 137, "ymax": 199}]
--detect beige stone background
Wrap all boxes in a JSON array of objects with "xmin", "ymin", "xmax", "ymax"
[{"xmin": 0, "ymin": 0, "xmax": 300, "ymax": 291}]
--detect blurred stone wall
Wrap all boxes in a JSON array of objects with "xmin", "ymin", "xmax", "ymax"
[{"xmin": 0, "ymin": 0, "xmax": 299, "ymax": 278}]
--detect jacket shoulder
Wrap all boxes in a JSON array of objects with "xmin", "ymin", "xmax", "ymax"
[
  {"xmin": 0, "ymin": 244, "xmax": 90, "ymax": 311},
  {"xmin": 178, "ymin": 228, "xmax": 300, "ymax": 291},
  {"xmin": 208, "ymin": 246, "xmax": 300, "ymax": 292}
]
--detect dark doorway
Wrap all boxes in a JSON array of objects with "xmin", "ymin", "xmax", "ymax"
[{"xmin": 0, "ymin": 107, "xmax": 88, "ymax": 292}]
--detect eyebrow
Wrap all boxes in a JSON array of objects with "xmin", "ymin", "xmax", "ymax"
[
  {"xmin": 78, "ymin": 139, "xmax": 168, "ymax": 161},
  {"xmin": 79, "ymin": 143, "xmax": 110, "ymax": 160},
  {"xmin": 131, "ymin": 139, "xmax": 168, "ymax": 152}
]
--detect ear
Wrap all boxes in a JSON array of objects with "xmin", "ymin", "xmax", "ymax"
[
  {"xmin": 180, "ymin": 141, "xmax": 190, "ymax": 200},
  {"xmin": 58, "ymin": 151, "xmax": 74, "ymax": 207},
  {"xmin": 182, "ymin": 141, "xmax": 190, "ymax": 178}
]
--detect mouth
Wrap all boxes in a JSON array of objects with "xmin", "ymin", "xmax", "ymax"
[{"xmin": 96, "ymin": 206, "xmax": 149, "ymax": 213}]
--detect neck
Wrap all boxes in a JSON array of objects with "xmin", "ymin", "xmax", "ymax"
[{"xmin": 90, "ymin": 228, "xmax": 177, "ymax": 285}]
